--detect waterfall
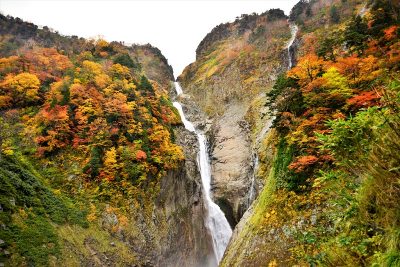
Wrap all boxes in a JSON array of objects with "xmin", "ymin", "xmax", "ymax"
[
  {"xmin": 247, "ymin": 154, "xmax": 258, "ymax": 206},
  {"xmin": 287, "ymin": 24, "xmax": 298, "ymax": 70},
  {"xmin": 246, "ymin": 118, "xmax": 273, "ymax": 208},
  {"xmin": 246, "ymin": 23, "xmax": 298, "ymax": 208},
  {"xmin": 173, "ymin": 82, "xmax": 232, "ymax": 265}
]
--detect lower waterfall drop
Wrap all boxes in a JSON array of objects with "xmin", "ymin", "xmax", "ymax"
[{"xmin": 173, "ymin": 82, "xmax": 232, "ymax": 265}]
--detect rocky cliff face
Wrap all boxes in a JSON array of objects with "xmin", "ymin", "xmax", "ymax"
[
  {"xmin": 0, "ymin": 15, "xmax": 214, "ymax": 267},
  {"xmin": 178, "ymin": 9, "xmax": 291, "ymax": 227},
  {"xmin": 154, "ymin": 126, "xmax": 216, "ymax": 267}
]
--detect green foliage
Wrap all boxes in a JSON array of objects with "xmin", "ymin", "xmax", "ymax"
[
  {"xmin": 316, "ymin": 32, "xmax": 341, "ymax": 61},
  {"xmin": 113, "ymin": 53, "xmax": 138, "ymax": 69},
  {"xmin": 138, "ymin": 75, "xmax": 153, "ymax": 92},
  {"xmin": 289, "ymin": 0, "xmax": 310, "ymax": 22},
  {"xmin": 344, "ymin": 15, "xmax": 368, "ymax": 55},
  {"xmin": 272, "ymin": 139, "xmax": 307, "ymax": 191},
  {"xmin": 4, "ymin": 215, "xmax": 60, "ymax": 266},
  {"xmin": 329, "ymin": 5, "xmax": 340, "ymax": 24},
  {"xmin": 266, "ymin": 73, "xmax": 299, "ymax": 105},
  {"xmin": 0, "ymin": 154, "xmax": 88, "ymax": 265},
  {"xmin": 318, "ymin": 106, "xmax": 385, "ymax": 165},
  {"xmin": 84, "ymin": 146, "xmax": 103, "ymax": 178},
  {"xmin": 368, "ymin": 0, "xmax": 397, "ymax": 38}
]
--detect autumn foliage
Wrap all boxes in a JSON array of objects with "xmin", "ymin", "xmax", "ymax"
[
  {"xmin": 0, "ymin": 31, "xmax": 184, "ymax": 192},
  {"xmin": 268, "ymin": 2, "xmax": 400, "ymax": 191}
]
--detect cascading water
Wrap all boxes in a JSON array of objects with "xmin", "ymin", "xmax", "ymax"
[
  {"xmin": 287, "ymin": 23, "xmax": 298, "ymax": 69},
  {"xmin": 173, "ymin": 82, "xmax": 232, "ymax": 265},
  {"xmin": 246, "ymin": 23, "xmax": 298, "ymax": 208}
]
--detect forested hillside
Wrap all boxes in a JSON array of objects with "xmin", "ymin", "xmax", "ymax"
[
  {"xmin": 1, "ymin": 0, "xmax": 399, "ymax": 266},
  {"xmin": 0, "ymin": 14, "xmax": 190, "ymax": 266},
  {"xmin": 221, "ymin": 0, "xmax": 400, "ymax": 265}
]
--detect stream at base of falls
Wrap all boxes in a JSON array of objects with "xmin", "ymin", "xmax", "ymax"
[{"xmin": 173, "ymin": 82, "xmax": 232, "ymax": 265}]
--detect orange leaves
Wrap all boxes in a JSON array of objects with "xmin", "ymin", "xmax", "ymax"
[
  {"xmin": 23, "ymin": 48, "xmax": 72, "ymax": 82},
  {"xmin": 0, "ymin": 95, "xmax": 12, "ymax": 109},
  {"xmin": 136, "ymin": 150, "xmax": 147, "ymax": 161},
  {"xmin": 35, "ymin": 104, "xmax": 71, "ymax": 155},
  {"xmin": 0, "ymin": 40, "xmax": 185, "ymax": 187},
  {"xmin": 383, "ymin": 25, "xmax": 398, "ymax": 41},
  {"xmin": 288, "ymin": 54, "xmax": 327, "ymax": 86},
  {"xmin": 39, "ymin": 104, "xmax": 69, "ymax": 123},
  {"xmin": 334, "ymin": 55, "xmax": 381, "ymax": 86},
  {"xmin": 288, "ymin": 155, "xmax": 319, "ymax": 173},
  {"xmin": 347, "ymin": 91, "xmax": 380, "ymax": 110}
]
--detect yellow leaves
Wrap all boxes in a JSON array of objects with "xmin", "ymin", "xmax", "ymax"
[
  {"xmin": 1, "ymin": 72, "xmax": 40, "ymax": 105},
  {"xmin": 0, "ymin": 55, "xmax": 19, "ymax": 74},
  {"xmin": 94, "ymin": 73, "xmax": 111, "ymax": 89},
  {"xmin": 79, "ymin": 60, "xmax": 104, "ymax": 84},
  {"xmin": 87, "ymin": 203, "xmax": 98, "ymax": 222},
  {"xmin": 47, "ymin": 80, "xmax": 64, "ymax": 103},
  {"xmin": 322, "ymin": 67, "xmax": 352, "ymax": 96},
  {"xmin": 268, "ymin": 259, "xmax": 278, "ymax": 267},
  {"xmin": 147, "ymin": 124, "xmax": 184, "ymax": 169},
  {"xmin": 110, "ymin": 63, "xmax": 131, "ymax": 80},
  {"xmin": 82, "ymin": 60, "xmax": 102, "ymax": 75},
  {"xmin": 95, "ymin": 39, "xmax": 109, "ymax": 50},
  {"xmin": 2, "ymin": 72, "xmax": 40, "ymax": 93},
  {"xmin": 104, "ymin": 147, "xmax": 117, "ymax": 168},
  {"xmin": 288, "ymin": 54, "xmax": 328, "ymax": 86}
]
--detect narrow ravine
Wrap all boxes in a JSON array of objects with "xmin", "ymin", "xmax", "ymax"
[
  {"xmin": 245, "ymin": 23, "xmax": 298, "ymax": 209},
  {"xmin": 287, "ymin": 23, "xmax": 298, "ymax": 69},
  {"xmin": 173, "ymin": 82, "xmax": 232, "ymax": 265}
]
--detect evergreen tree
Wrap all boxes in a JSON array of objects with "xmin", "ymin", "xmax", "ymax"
[
  {"xmin": 344, "ymin": 15, "xmax": 368, "ymax": 55},
  {"xmin": 330, "ymin": 5, "xmax": 340, "ymax": 24},
  {"xmin": 138, "ymin": 75, "xmax": 154, "ymax": 93}
]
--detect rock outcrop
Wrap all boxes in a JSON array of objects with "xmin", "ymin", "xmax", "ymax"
[
  {"xmin": 178, "ymin": 9, "xmax": 291, "ymax": 227},
  {"xmin": 155, "ymin": 126, "xmax": 216, "ymax": 267}
]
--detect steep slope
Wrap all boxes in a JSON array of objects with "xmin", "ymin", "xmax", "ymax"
[
  {"xmin": 178, "ymin": 0, "xmax": 399, "ymax": 266},
  {"xmin": 178, "ymin": 9, "xmax": 292, "ymax": 227},
  {"xmin": 221, "ymin": 0, "xmax": 400, "ymax": 266},
  {"xmin": 0, "ymin": 15, "xmax": 213, "ymax": 266}
]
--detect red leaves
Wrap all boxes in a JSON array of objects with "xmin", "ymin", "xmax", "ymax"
[
  {"xmin": 384, "ymin": 26, "xmax": 398, "ymax": 41},
  {"xmin": 347, "ymin": 91, "xmax": 380, "ymax": 109},
  {"xmin": 288, "ymin": 155, "xmax": 319, "ymax": 173}
]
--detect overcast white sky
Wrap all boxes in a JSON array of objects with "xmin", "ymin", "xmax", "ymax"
[{"xmin": 0, "ymin": 0, "xmax": 298, "ymax": 78}]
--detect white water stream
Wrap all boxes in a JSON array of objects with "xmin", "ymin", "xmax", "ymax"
[
  {"xmin": 287, "ymin": 24, "xmax": 298, "ymax": 69},
  {"xmin": 172, "ymin": 82, "xmax": 232, "ymax": 265},
  {"xmin": 246, "ymin": 23, "xmax": 298, "ymax": 207}
]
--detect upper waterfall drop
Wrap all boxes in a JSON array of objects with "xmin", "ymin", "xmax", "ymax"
[
  {"xmin": 172, "ymin": 102, "xmax": 196, "ymax": 132},
  {"xmin": 287, "ymin": 24, "xmax": 298, "ymax": 69},
  {"xmin": 173, "ymin": 82, "xmax": 232, "ymax": 265}
]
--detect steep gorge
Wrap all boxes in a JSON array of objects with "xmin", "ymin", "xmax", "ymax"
[
  {"xmin": 1, "ymin": 0, "xmax": 399, "ymax": 266},
  {"xmin": 178, "ymin": 9, "xmax": 292, "ymax": 227},
  {"xmin": 0, "ymin": 14, "xmax": 216, "ymax": 267},
  {"xmin": 179, "ymin": 0, "xmax": 400, "ymax": 266}
]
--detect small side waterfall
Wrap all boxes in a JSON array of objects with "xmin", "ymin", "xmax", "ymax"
[
  {"xmin": 173, "ymin": 82, "xmax": 232, "ymax": 265},
  {"xmin": 246, "ymin": 118, "xmax": 273, "ymax": 208},
  {"xmin": 287, "ymin": 24, "xmax": 298, "ymax": 69},
  {"xmin": 246, "ymin": 23, "xmax": 298, "ymax": 208}
]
